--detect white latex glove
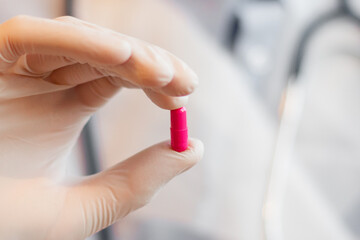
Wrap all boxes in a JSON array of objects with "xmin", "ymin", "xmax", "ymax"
[{"xmin": 0, "ymin": 15, "xmax": 203, "ymax": 240}]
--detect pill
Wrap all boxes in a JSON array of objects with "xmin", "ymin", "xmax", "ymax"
[{"xmin": 170, "ymin": 107, "xmax": 188, "ymax": 152}]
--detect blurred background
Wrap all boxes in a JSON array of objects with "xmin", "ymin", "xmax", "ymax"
[{"xmin": 1, "ymin": 0, "xmax": 360, "ymax": 239}]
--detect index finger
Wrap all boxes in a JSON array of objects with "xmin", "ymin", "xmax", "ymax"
[
  {"xmin": 0, "ymin": 15, "xmax": 131, "ymax": 68},
  {"xmin": 0, "ymin": 15, "xmax": 199, "ymax": 109}
]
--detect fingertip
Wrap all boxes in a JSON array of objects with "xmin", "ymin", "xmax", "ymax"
[
  {"xmin": 157, "ymin": 137, "xmax": 204, "ymax": 171},
  {"xmin": 168, "ymin": 95, "xmax": 189, "ymax": 110},
  {"xmin": 182, "ymin": 138, "xmax": 204, "ymax": 165},
  {"xmin": 158, "ymin": 70, "xmax": 199, "ymax": 97},
  {"xmin": 188, "ymin": 138, "xmax": 204, "ymax": 155},
  {"xmin": 143, "ymin": 88, "xmax": 189, "ymax": 110},
  {"xmin": 93, "ymin": 36, "xmax": 132, "ymax": 66},
  {"xmin": 177, "ymin": 63, "xmax": 199, "ymax": 95},
  {"xmin": 156, "ymin": 54, "xmax": 199, "ymax": 97}
]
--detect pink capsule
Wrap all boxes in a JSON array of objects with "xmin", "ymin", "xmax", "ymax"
[{"xmin": 170, "ymin": 107, "xmax": 188, "ymax": 152}]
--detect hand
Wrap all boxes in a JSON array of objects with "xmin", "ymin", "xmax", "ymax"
[{"xmin": 0, "ymin": 15, "xmax": 203, "ymax": 240}]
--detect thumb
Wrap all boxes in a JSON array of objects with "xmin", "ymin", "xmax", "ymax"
[{"xmin": 66, "ymin": 138, "xmax": 203, "ymax": 238}]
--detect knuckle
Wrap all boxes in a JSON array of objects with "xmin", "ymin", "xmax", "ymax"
[
  {"xmin": 129, "ymin": 44, "xmax": 173, "ymax": 87},
  {"xmin": 0, "ymin": 16, "xmax": 31, "ymax": 58},
  {"xmin": 5, "ymin": 15, "xmax": 31, "ymax": 29}
]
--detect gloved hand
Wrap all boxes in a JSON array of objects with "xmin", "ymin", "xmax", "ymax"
[{"xmin": 0, "ymin": 15, "xmax": 203, "ymax": 240}]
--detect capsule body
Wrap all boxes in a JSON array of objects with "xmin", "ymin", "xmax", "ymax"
[{"xmin": 170, "ymin": 107, "xmax": 188, "ymax": 152}]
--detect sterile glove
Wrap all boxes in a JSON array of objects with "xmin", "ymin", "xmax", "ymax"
[{"xmin": 0, "ymin": 15, "xmax": 203, "ymax": 240}]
